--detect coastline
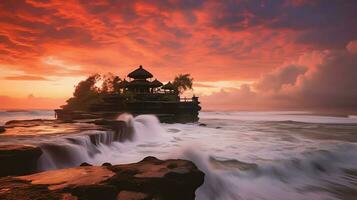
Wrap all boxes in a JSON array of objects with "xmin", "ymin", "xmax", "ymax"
[
  {"xmin": 0, "ymin": 118, "xmax": 204, "ymax": 200},
  {"xmin": 1, "ymin": 111, "xmax": 357, "ymax": 199},
  {"xmin": 0, "ymin": 156, "xmax": 204, "ymax": 200}
]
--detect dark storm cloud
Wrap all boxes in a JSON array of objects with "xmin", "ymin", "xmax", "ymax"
[
  {"xmin": 297, "ymin": 50, "xmax": 357, "ymax": 109},
  {"xmin": 209, "ymin": 0, "xmax": 357, "ymax": 48}
]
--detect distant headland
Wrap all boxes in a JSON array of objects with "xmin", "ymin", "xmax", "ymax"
[{"xmin": 55, "ymin": 65, "xmax": 201, "ymax": 122}]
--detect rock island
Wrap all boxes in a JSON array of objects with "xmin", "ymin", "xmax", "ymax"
[{"xmin": 55, "ymin": 65, "xmax": 201, "ymax": 122}]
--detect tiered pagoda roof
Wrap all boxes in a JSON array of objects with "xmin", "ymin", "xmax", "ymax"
[
  {"xmin": 124, "ymin": 65, "xmax": 176, "ymax": 93},
  {"xmin": 151, "ymin": 79, "xmax": 163, "ymax": 88},
  {"xmin": 128, "ymin": 65, "xmax": 153, "ymax": 79},
  {"xmin": 162, "ymin": 81, "xmax": 175, "ymax": 90}
]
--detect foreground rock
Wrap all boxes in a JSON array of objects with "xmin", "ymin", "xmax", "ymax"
[
  {"xmin": 0, "ymin": 126, "xmax": 5, "ymax": 133},
  {"xmin": 0, "ymin": 156, "xmax": 204, "ymax": 200},
  {"xmin": 0, "ymin": 145, "xmax": 42, "ymax": 177}
]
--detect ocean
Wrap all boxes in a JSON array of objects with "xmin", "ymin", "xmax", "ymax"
[{"xmin": 1, "ymin": 110, "xmax": 357, "ymax": 200}]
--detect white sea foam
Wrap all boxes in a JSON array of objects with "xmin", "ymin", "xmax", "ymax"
[
  {"xmin": 200, "ymin": 111, "xmax": 357, "ymax": 124},
  {"xmin": 1, "ymin": 111, "xmax": 357, "ymax": 199}
]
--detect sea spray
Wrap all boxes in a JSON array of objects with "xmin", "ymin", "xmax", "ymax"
[
  {"xmin": 179, "ymin": 143, "xmax": 357, "ymax": 200},
  {"xmin": 182, "ymin": 148, "xmax": 242, "ymax": 200},
  {"xmin": 131, "ymin": 115, "xmax": 166, "ymax": 142},
  {"xmin": 38, "ymin": 113, "xmax": 166, "ymax": 170},
  {"xmin": 38, "ymin": 130, "xmax": 112, "ymax": 170}
]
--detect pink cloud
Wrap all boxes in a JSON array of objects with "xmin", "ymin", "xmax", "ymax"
[
  {"xmin": 347, "ymin": 40, "xmax": 357, "ymax": 54},
  {"xmin": 202, "ymin": 43, "xmax": 357, "ymax": 113}
]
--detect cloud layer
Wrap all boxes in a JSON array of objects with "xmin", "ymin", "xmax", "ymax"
[
  {"xmin": 202, "ymin": 46, "xmax": 357, "ymax": 112},
  {"xmin": 0, "ymin": 0, "xmax": 356, "ymax": 111},
  {"xmin": 1, "ymin": 0, "xmax": 356, "ymax": 80}
]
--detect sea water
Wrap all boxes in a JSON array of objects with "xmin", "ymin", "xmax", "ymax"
[{"xmin": 1, "ymin": 110, "xmax": 357, "ymax": 200}]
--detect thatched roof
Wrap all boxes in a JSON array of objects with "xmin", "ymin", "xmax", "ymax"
[
  {"xmin": 127, "ymin": 79, "xmax": 151, "ymax": 88},
  {"xmin": 150, "ymin": 79, "xmax": 163, "ymax": 88},
  {"xmin": 162, "ymin": 81, "xmax": 175, "ymax": 90},
  {"xmin": 127, "ymin": 65, "xmax": 153, "ymax": 79}
]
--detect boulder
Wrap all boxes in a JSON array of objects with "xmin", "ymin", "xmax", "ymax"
[
  {"xmin": 102, "ymin": 162, "xmax": 112, "ymax": 166},
  {"xmin": 0, "ymin": 126, "xmax": 5, "ymax": 133},
  {"xmin": 0, "ymin": 145, "xmax": 42, "ymax": 177},
  {"xmin": 0, "ymin": 156, "xmax": 204, "ymax": 200},
  {"xmin": 107, "ymin": 156, "xmax": 205, "ymax": 200},
  {"xmin": 80, "ymin": 162, "xmax": 92, "ymax": 167}
]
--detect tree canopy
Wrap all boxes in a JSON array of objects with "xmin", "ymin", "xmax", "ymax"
[
  {"xmin": 101, "ymin": 73, "xmax": 121, "ymax": 94},
  {"xmin": 172, "ymin": 74, "xmax": 193, "ymax": 94},
  {"xmin": 62, "ymin": 73, "xmax": 122, "ymax": 111},
  {"xmin": 73, "ymin": 74, "xmax": 100, "ymax": 98}
]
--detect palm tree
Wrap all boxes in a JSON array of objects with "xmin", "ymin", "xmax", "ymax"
[{"xmin": 172, "ymin": 74, "xmax": 193, "ymax": 94}]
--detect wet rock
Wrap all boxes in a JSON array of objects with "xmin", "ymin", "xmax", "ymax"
[
  {"xmin": 80, "ymin": 162, "xmax": 92, "ymax": 167},
  {"xmin": 117, "ymin": 191, "xmax": 150, "ymax": 200},
  {"xmin": 0, "ymin": 157, "xmax": 204, "ymax": 200},
  {"xmin": 92, "ymin": 119, "xmax": 134, "ymax": 142},
  {"xmin": 58, "ymin": 119, "xmax": 75, "ymax": 123},
  {"xmin": 102, "ymin": 162, "xmax": 112, "ymax": 166},
  {"xmin": 0, "ymin": 126, "xmax": 5, "ymax": 133},
  {"xmin": 0, "ymin": 145, "xmax": 42, "ymax": 177},
  {"xmin": 107, "ymin": 156, "xmax": 204, "ymax": 200},
  {"xmin": 4, "ymin": 119, "xmax": 54, "ymax": 128},
  {"xmin": 68, "ymin": 184, "xmax": 117, "ymax": 200},
  {"xmin": 167, "ymin": 163, "xmax": 178, "ymax": 169}
]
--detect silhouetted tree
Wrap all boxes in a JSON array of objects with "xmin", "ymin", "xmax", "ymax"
[
  {"xmin": 112, "ymin": 76, "xmax": 121, "ymax": 94},
  {"xmin": 101, "ymin": 73, "xmax": 121, "ymax": 94},
  {"xmin": 73, "ymin": 74, "xmax": 101, "ymax": 98},
  {"xmin": 173, "ymin": 74, "xmax": 193, "ymax": 94},
  {"xmin": 62, "ymin": 74, "xmax": 102, "ymax": 111}
]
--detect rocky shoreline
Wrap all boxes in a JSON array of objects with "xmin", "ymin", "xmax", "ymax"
[
  {"xmin": 0, "ymin": 119, "xmax": 205, "ymax": 199},
  {"xmin": 0, "ymin": 156, "xmax": 204, "ymax": 200},
  {"xmin": 0, "ymin": 145, "xmax": 42, "ymax": 177}
]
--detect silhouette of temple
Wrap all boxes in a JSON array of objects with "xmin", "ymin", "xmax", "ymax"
[
  {"xmin": 55, "ymin": 65, "xmax": 201, "ymax": 122},
  {"xmin": 124, "ymin": 65, "xmax": 175, "ymax": 94}
]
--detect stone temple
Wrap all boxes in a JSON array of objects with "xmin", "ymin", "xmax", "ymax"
[{"xmin": 55, "ymin": 65, "xmax": 201, "ymax": 122}]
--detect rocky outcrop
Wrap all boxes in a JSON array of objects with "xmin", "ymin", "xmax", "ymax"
[
  {"xmin": 0, "ymin": 126, "xmax": 5, "ymax": 133},
  {"xmin": 0, "ymin": 156, "xmax": 204, "ymax": 200},
  {"xmin": 4, "ymin": 119, "xmax": 55, "ymax": 128},
  {"xmin": 92, "ymin": 119, "xmax": 134, "ymax": 142},
  {"xmin": 0, "ymin": 145, "xmax": 42, "ymax": 177}
]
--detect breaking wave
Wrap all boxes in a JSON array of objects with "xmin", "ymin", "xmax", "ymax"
[
  {"xmin": 38, "ymin": 114, "xmax": 165, "ymax": 170},
  {"xmin": 183, "ymin": 144, "xmax": 357, "ymax": 200}
]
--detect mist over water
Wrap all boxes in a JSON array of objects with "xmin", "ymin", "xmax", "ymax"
[{"xmin": 1, "ymin": 110, "xmax": 357, "ymax": 199}]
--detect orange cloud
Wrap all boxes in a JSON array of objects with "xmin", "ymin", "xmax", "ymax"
[
  {"xmin": 0, "ymin": 0, "xmax": 356, "ymax": 110},
  {"xmin": 4, "ymin": 75, "xmax": 48, "ymax": 81},
  {"xmin": 0, "ymin": 95, "xmax": 65, "ymax": 110}
]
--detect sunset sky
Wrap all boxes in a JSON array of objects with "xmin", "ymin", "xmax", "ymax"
[{"xmin": 0, "ymin": 0, "xmax": 357, "ymax": 112}]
